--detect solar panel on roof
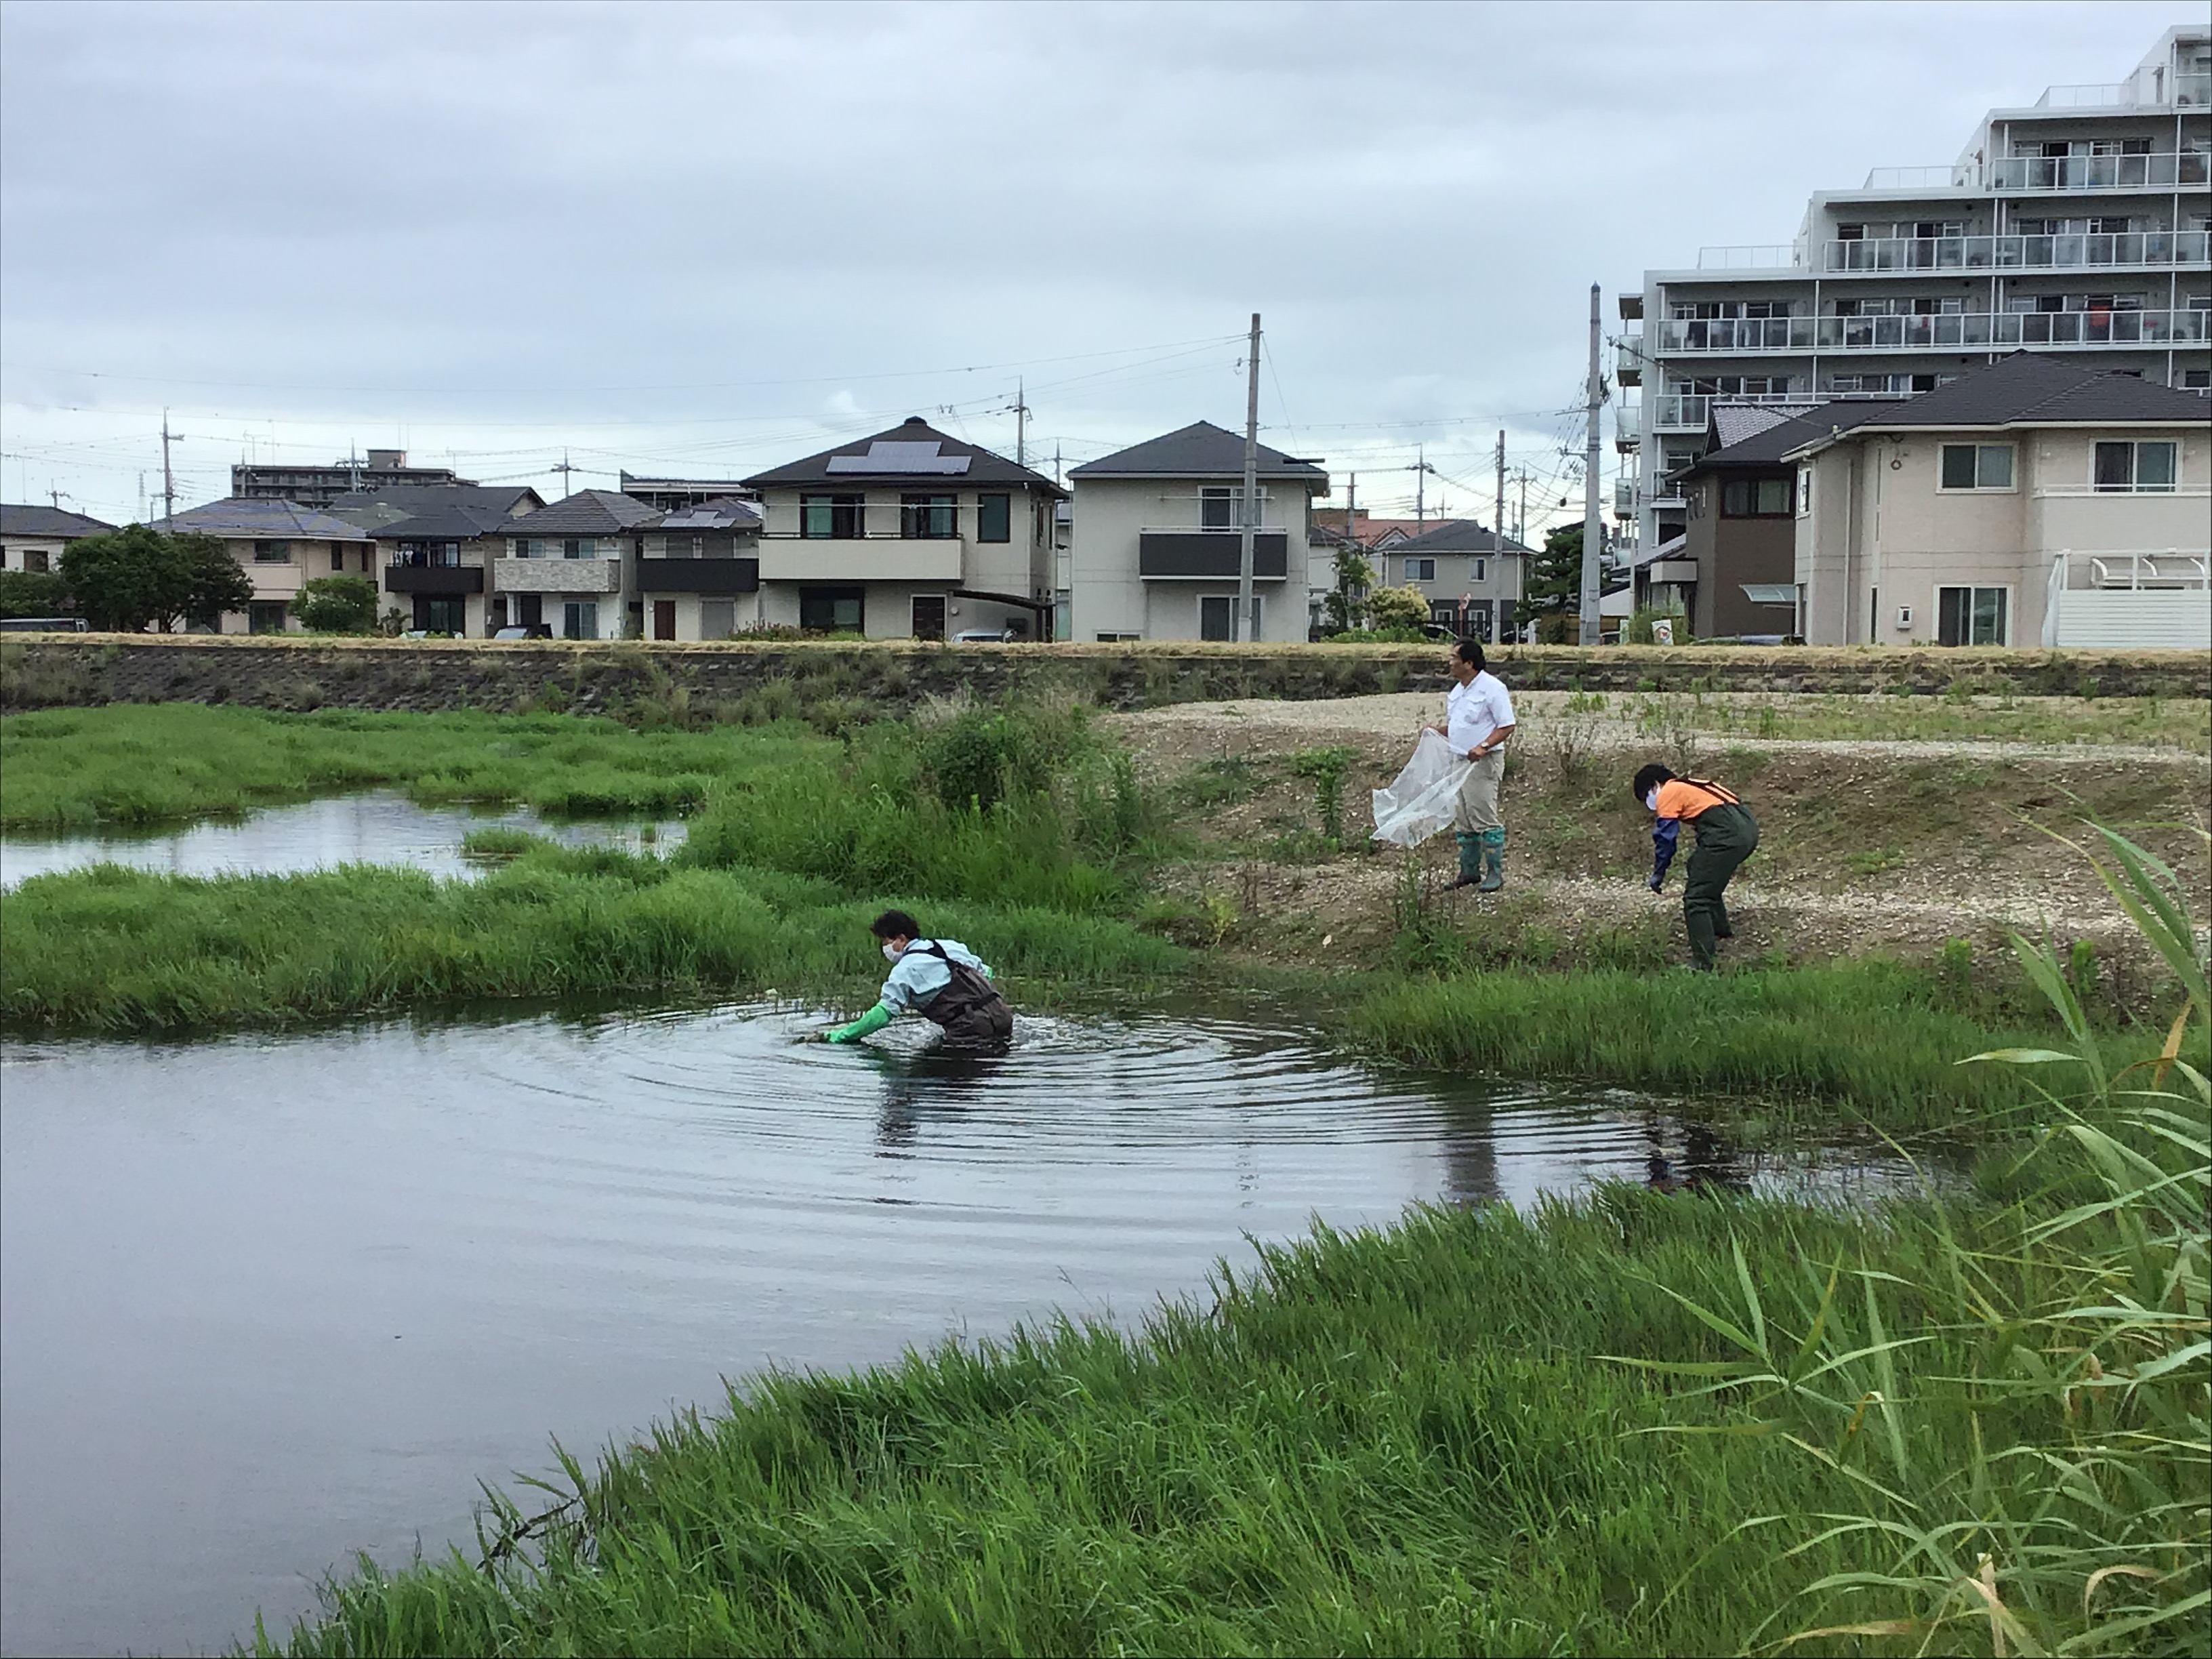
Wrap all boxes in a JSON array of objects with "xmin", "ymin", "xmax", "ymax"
[{"xmin": 823, "ymin": 441, "xmax": 972, "ymax": 475}]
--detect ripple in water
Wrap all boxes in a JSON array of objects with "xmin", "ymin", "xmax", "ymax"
[{"xmin": 0, "ymin": 1005, "xmax": 1936, "ymax": 1658}]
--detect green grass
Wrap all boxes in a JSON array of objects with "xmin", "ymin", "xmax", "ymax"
[
  {"xmin": 1611, "ymin": 689, "xmax": 2211, "ymax": 750},
  {"xmin": 0, "ymin": 703, "xmax": 832, "ymax": 829}
]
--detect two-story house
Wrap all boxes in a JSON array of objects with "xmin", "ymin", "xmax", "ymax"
[
  {"xmin": 1379, "ymin": 520, "xmax": 1534, "ymax": 642},
  {"xmin": 1066, "ymin": 422, "xmax": 1329, "ymax": 642},
  {"xmin": 741, "ymin": 418, "xmax": 1065, "ymax": 639},
  {"xmin": 1784, "ymin": 351, "xmax": 2209, "ymax": 647},
  {"xmin": 492, "ymin": 490, "xmax": 657, "ymax": 640},
  {"xmin": 634, "ymin": 497, "xmax": 762, "ymax": 640},
  {"xmin": 373, "ymin": 501, "xmax": 523, "ymax": 636},
  {"xmin": 159, "ymin": 497, "xmax": 375, "ymax": 633},
  {"xmin": 1, "ymin": 504, "xmax": 115, "ymax": 576}
]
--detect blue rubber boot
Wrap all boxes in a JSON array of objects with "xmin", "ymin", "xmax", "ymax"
[{"xmin": 1450, "ymin": 831, "xmax": 1483, "ymax": 888}]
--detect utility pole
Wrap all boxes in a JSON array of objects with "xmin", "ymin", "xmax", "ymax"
[
  {"xmin": 1236, "ymin": 312, "xmax": 1261, "ymax": 642},
  {"xmin": 160, "ymin": 409, "xmax": 180, "ymax": 525},
  {"xmin": 1493, "ymin": 429, "xmax": 1506, "ymax": 565},
  {"xmin": 1579, "ymin": 283, "xmax": 1604, "ymax": 645},
  {"xmin": 551, "ymin": 449, "xmax": 579, "ymax": 497},
  {"xmin": 1014, "ymin": 379, "xmax": 1029, "ymax": 468},
  {"xmin": 1517, "ymin": 470, "xmax": 1530, "ymax": 548}
]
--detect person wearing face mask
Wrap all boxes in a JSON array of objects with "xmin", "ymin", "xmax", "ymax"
[
  {"xmin": 1633, "ymin": 764, "xmax": 1759, "ymax": 971},
  {"xmin": 822, "ymin": 909, "xmax": 1014, "ymax": 1050}
]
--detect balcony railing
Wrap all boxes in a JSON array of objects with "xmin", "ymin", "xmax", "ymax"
[
  {"xmin": 1863, "ymin": 165, "xmax": 1970, "ymax": 190},
  {"xmin": 1652, "ymin": 390, "xmax": 1822, "ymax": 428},
  {"xmin": 383, "ymin": 565, "xmax": 483, "ymax": 596},
  {"xmin": 1822, "ymin": 229, "xmax": 2209, "ymax": 272},
  {"xmin": 1656, "ymin": 308, "xmax": 2208, "ymax": 354},
  {"xmin": 1136, "ymin": 531, "xmax": 1290, "ymax": 579},
  {"xmin": 1989, "ymin": 151, "xmax": 2211, "ymax": 192},
  {"xmin": 1695, "ymin": 245, "xmax": 1795, "ymax": 269},
  {"xmin": 635, "ymin": 556, "xmax": 760, "ymax": 595}
]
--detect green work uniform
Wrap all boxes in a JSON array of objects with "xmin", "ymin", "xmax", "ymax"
[{"xmin": 1681, "ymin": 801, "xmax": 1759, "ymax": 968}]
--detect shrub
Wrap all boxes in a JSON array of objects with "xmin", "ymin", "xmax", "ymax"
[{"xmin": 293, "ymin": 575, "xmax": 382, "ymax": 634}]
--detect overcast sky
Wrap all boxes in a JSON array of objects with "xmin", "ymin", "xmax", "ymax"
[{"xmin": 0, "ymin": 0, "xmax": 2186, "ymax": 532}]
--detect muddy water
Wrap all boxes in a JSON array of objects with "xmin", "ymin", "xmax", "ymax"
[
  {"xmin": 0, "ymin": 791, "xmax": 687, "ymax": 890},
  {"xmin": 0, "ymin": 1008, "xmax": 1929, "ymax": 1657}
]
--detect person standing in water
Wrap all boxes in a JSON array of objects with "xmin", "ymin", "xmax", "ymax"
[
  {"xmin": 1634, "ymin": 764, "xmax": 1759, "ymax": 970},
  {"xmin": 823, "ymin": 909, "xmax": 1015, "ymax": 1050},
  {"xmin": 1425, "ymin": 637, "xmax": 1516, "ymax": 891}
]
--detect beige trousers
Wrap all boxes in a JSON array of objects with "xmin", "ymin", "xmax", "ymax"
[{"xmin": 1452, "ymin": 747, "xmax": 1505, "ymax": 833}]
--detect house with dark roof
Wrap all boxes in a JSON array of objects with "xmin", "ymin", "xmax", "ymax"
[
  {"xmin": 1381, "ymin": 520, "xmax": 1536, "ymax": 643},
  {"xmin": 741, "ymin": 417, "xmax": 1065, "ymax": 639},
  {"xmin": 1, "ymin": 504, "xmax": 115, "ymax": 575},
  {"xmin": 371, "ymin": 501, "xmax": 526, "ymax": 636},
  {"xmin": 325, "ymin": 483, "xmax": 544, "ymax": 536},
  {"xmin": 636, "ymin": 498, "xmax": 762, "ymax": 640},
  {"xmin": 1066, "ymin": 422, "xmax": 1330, "ymax": 642},
  {"xmin": 491, "ymin": 491, "xmax": 658, "ymax": 639},
  {"xmin": 1777, "ymin": 352, "xmax": 2209, "ymax": 647},
  {"xmin": 1669, "ymin": 400, "xmax": 1902, "ymax": 640},
  {"xmin": 157, "ymin": 498, "xmax": 375, "ymax": 633}
]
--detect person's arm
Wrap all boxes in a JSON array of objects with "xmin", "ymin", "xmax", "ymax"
[
  {"xmin": 1649, "ymin": 817, "xmax": 1679, "ymax": 890},
  {"xmin": 826, "ymin": 1002, "xmax": 894, "ymax": 1044},
  {"xmin": 1471, "ymin": 722, "xmax": 1514, "ymax": 759}
]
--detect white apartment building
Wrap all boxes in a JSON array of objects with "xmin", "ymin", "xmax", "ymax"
[{"xmin": 1620, "ymin": 25, "xmax": 2211, "ymax": 554}]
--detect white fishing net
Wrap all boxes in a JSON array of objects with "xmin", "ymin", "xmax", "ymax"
[{"xmin": 1368, "ymin": 730, "xmax": 1469, "ymax": 848}]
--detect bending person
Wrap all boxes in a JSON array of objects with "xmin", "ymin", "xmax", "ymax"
[
  {"xmin": 824, "ymin": 909, "xmax": 1015, "ymax": 1051},
  {"xmin": 1633, "ymin": 764, "xmax": 1759, "ymax": 971}
]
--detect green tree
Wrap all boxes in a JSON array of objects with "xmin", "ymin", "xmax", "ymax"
[
  {"xmin": 293, "ymin": 574, "xmax": 382, "ymax": 634},
  {"xmin": 0, "ymin": 569, "xmax": 70, "ymax": 620},
  {"xmin": 58, "ymin": 526, "xmax": 253, "ymax": 632},
  {"xmin": 1516, "ymin": 523, "xmax": 1583, "ymax": 635},
  {"xmin": 1322, "ymin": 546, "xmax": 1375, "ymax": 634},
  {"xmin": 1366, "ymin": 583, "xmax": 1431, "ymax": 634}
]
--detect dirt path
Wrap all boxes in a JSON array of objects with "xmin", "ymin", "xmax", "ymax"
[{"xmin": 1109, "ymin": 691, "xmax": 2209, "ymax": 977}]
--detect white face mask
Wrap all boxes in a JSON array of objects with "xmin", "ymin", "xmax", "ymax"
[
  {"xmin": 882, "ymin": 941, "xmax": 904, "ymax": 962},
  {"xmin": 1644, "ymin": 788, "xmax": 1660, "ymax": 811}
]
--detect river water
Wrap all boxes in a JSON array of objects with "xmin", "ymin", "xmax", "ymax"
[
  {"xmin": 0, "ymin": 791, "xmax": 687, "ymax": 890},
  {"xmin": 0, "ymin": 1006, "xmax": 1927, "ymax": 1657}
]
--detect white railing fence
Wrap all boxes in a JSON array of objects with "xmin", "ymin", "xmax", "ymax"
[{"xmin": 2043, "ymin": 549, "xmax": 2212, "ymax": 649}]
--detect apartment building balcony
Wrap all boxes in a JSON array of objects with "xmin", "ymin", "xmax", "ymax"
[
  {"xmin": 1656, "ymin": 307, "xmax": 2207, "ymax": 354},
  {"xmin": 1820, "ymin": 229, "xmax": 2209, "ymax": 274},
  {"xmin": 492, "ymin": 556, "xmax": 623, "ymax": 594},
  {"xmin": 1612, "ymin": 479, "xmax": 1637, "ymax": 520},
  {"xmin": 756, "ymin": 536, "xmax": 964, "ymax": 583},
  {"xmin": 382, "ymin": 562, "xmax": 483, "ymax": 596},
  {"xmin": 1136, "ymin": 530, "xmax": 1290, "ymax": 579},
  {"xmin": 1650, "ymin": 390, "xmax": 1826, "ymax": 429},
  {"xmin": 2039, "ymin": 73, "xmax": 2210, "ymax": 108},
  {"xmin": 635, "ymin": 556, "xmax": 760, "ymax": 594},
  {"xmin": 1989, "ymin": 151, "xmax": 2211, "ymax": 192}
]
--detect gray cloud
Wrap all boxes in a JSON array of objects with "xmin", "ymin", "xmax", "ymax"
[{"xmin": 1, "ymin": 0, "xmax": 2184, "ymax": 523}]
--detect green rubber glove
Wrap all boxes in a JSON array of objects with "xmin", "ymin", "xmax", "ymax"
[{"xmin": 825, "ymin": 1002, "xmax": 893, "ymax": 1044}]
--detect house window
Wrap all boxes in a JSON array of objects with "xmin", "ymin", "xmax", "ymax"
[
  {"xmin": 1936, "ymin": 586, "xmax": 2007, "ymax": 647},
  {"xmin": 1404, "ymin": 557, "xmax": 1435, "ymax": 581},
  {"xmin": 1721, "ymin": 476, "xmax": 1793, "ymax": 516},
  {"xmin": 2093, "ymin": 441, "xmax": 2177, "ymax": 492},
  {"xmin": 799, "ymin": 587, "xmax": 865, "ymax": 633},
  {"xmin": 562, "ymin": 600, "xmax": 599, "ymax": 640},
  {"xmin": 1200, "ymin": 487, "xmax": 1236, "ymax": 529},
  {"xmin": 800, "ymin": 494, "xmax": 863, "ymax": 539},
  {"xmin": 977, "ymin": 493, "xmax": 1011, "ymax": 543},
  {"xmin": 329, "ymin": 545, "xmax": 346, "ymax": 572},
  {"xmin": 899, "ymin": 493, "xmax": 957, "ymax": 539},
  {"xmin": 253, "ymin": 539, "xmax": 291, "ymax": 563},
  {"xmin": 1797, "ymin": 467, "xmax": 1814, "ymax": 516},
  {"xmin": 248, "ymin": 601, "xmax": 288, "ymax": 634},
  {"xmin": 512, "ymin": 538, "xmax": 542, "ymax": 558},
  {"xmin": 22, "ymin": 548, "xmax": 49, "ymax": 573},
  {"xmin": 562, "ymin": 537, "xmax": 596, "ymax": 560},
  {"xmin": 1938, "ymin": 444, "xmax": 2015, "ymax": 491},
  {"xmin": 1470, "ymin": 557, "xmax": 1486, "ymax": 583},
  {"xmin": 422, "ymin": 597, "xmax": 466, "ymax": 635}
]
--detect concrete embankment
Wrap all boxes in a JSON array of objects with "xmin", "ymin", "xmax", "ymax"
[{"xmin": 3, "ymin": 634, "xmax": 2206, "ymax": 715}]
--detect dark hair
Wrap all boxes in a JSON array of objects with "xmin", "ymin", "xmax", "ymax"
[
  {"xmin": 870, "ymin": 909, "xmax": 922, "ymax": 941},
  {"xmin": 1452, "ymin": 638, "xmax": 1486, "ymax": 670},
  {"xmin": 1631, "ymin": 763, "xmax": 1674, "ymax": 802}
]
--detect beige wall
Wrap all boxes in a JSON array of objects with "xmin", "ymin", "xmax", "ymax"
[
  {"xmin": 1, "ymin": 535, "xmax": 75, "ymax": 572},
  {"xmin": 1795, "ymin": 424, "xmax": 2211, "ymax": 646},
  {"xmin": 1068, "ymin": 475, "xmax": 1316, "ymax": 642},
  {"xmin": 213, "ymin": 537, "xmax": 371, "ymax": 634}
]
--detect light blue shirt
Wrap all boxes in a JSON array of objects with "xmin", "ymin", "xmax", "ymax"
[{"xmin": 878, "ymin": 937, "xmax": 991, "ymax": 1012}]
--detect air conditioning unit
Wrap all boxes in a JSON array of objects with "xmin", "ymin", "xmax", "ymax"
[{"xmin": 1896, "ymin": 605, "xmax": 1914, "ymax": 629}]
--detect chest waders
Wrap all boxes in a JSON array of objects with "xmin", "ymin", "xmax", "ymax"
[
  {"xmin": 910, "ymin": 943, "xmax": 1015, "ymax": 1052},
  {"xmin": 1683, "ymin": 799, "xmax": 1759, "ymax": 969}
]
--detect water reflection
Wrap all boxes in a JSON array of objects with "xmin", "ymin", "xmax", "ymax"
[
  {"xmin": 0, "ymin": 1005, "xmax": 1945, "ymax": 1659},
  {"xmin": 0, "ymin": 790, "xmax": 688, "ymax": 890}
]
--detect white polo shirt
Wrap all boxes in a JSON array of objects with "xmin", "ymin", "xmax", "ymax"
[{"xmin": 1445, "ymin": 670, "xmax": 1515, "ymax": 755}]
